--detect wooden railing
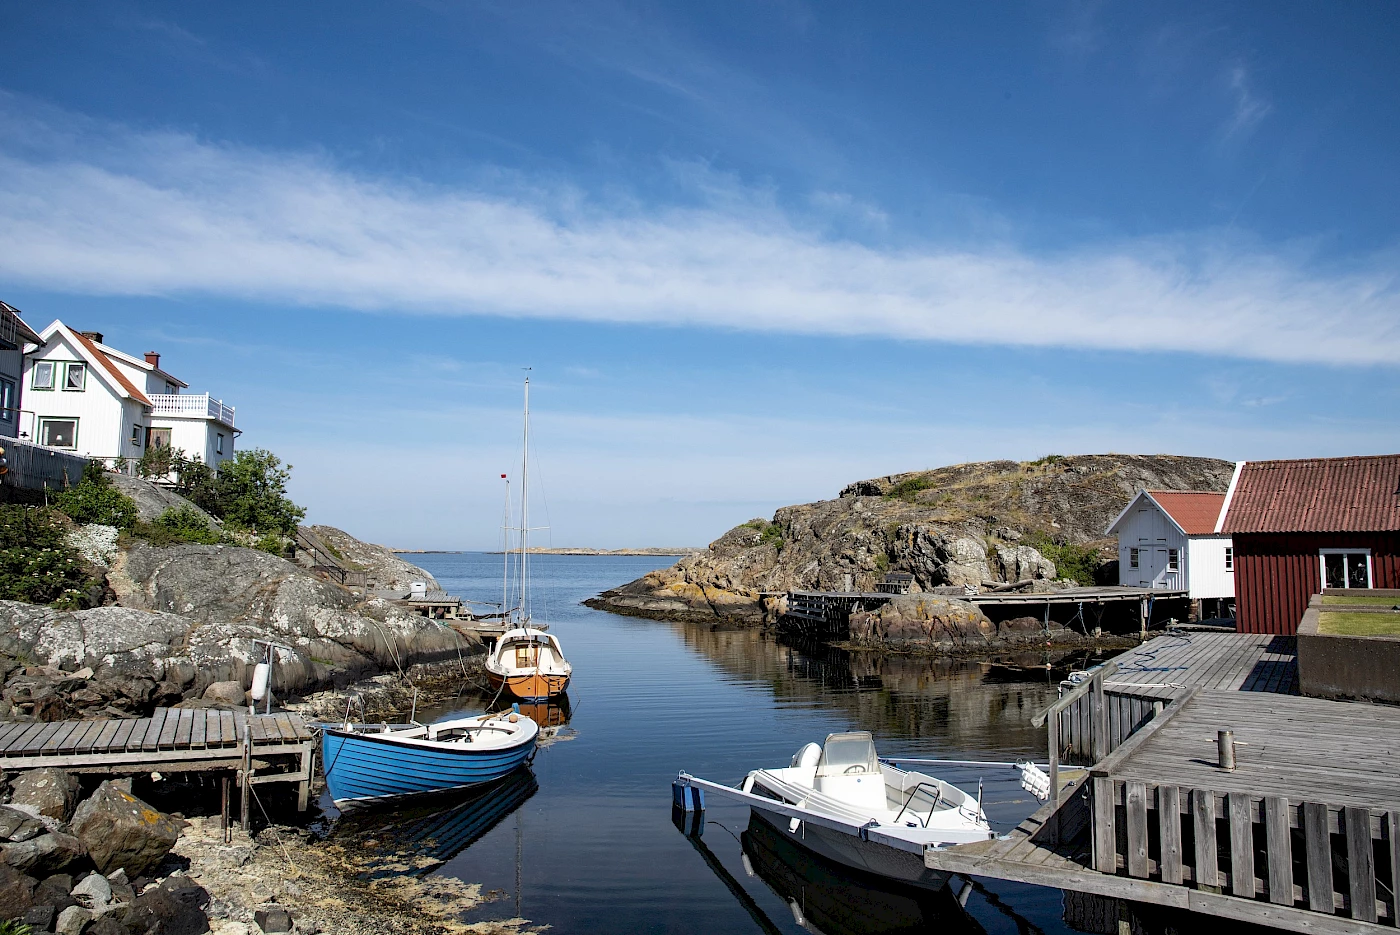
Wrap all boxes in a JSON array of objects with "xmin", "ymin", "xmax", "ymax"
[
  {"xmin": 1089, "ymin": 777, "xmax": 1400, "ymax": 924},
  {"xmin": 149, "ymin": 393, "xmax": 236, "ymax": 428}
]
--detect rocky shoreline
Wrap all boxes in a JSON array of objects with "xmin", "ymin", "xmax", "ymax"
[{"xmin": 586, "ymin": 454, "xmax": 1233, "ymax": 653}]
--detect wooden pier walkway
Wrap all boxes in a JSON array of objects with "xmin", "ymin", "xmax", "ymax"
[
  {"xmin": 0, "ymin": 707, "xmax": 317, "ymax": 809},
  {"xmin": 927, "ymin": 633, "xmax": 1399, "ymax": 932}
]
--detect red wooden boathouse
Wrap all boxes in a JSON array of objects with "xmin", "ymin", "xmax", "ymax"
[{"xmin": 1219, "ymin": 453, "xmax": 1400, "ymax": 634}]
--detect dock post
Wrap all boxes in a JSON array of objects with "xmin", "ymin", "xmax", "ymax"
[
  {"xmin": 1046, "ymin": 713, "xmax": 1060, "ymax": 844},
  {"xmin": 240, "ymin": 724, "xmax": 252, "ymax": 834},
  {"xmin": 1090, "ymin": 671, "xmax": 1108, "ymax": 762},
  {"xmin": 1217, "ymin": 730, "xmax": 1236, "ymax": 771},
  {"xmin": 297, "ymin": 743, "xmax": 313, "ymax": 812}
]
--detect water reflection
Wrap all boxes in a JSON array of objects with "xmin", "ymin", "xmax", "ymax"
[
  {"xmin": 329, "ymin": 768, "xmax": 538, "ymax": 879},
  {"xmin": 737, "ymin": 812, "xmax": 985, "ymax": 935}
]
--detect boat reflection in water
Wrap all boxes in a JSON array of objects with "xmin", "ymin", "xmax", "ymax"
[
  {"xmin": 330, "ymin": 767, "xmax": 538, "ymax": 879},
  {"xmin": 487, "ymin": 694, "xmax": 577, "ymax": 746},
  {"xmin": 739, "ymin": 812, "xmax": 984, "ymax": 935}
]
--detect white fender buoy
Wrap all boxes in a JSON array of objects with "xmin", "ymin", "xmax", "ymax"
[{"xmin": 250, "ymin": 662, "xmax": 271, "ymax": 701}]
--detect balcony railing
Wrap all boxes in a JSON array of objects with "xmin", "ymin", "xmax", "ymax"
[{"xmin": 149, "ymin": 393, "xmax": 236, "ymax": 427}]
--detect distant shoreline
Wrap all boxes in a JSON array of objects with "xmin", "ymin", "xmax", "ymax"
[{"xmin": 392, "ymin": 547, "xmax": 699, "ymax": 556}]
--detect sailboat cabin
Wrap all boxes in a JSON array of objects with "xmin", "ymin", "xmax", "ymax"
[{"xmin": 1106, "ymin": 490, "xmax": 1234, "ymax": 615}]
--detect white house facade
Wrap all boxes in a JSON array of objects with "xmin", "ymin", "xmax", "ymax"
[
  {"xmin": 1106, "ymin": 490, "xmax": 1235, "ymax": 614},
  {"xmin": 21, "ymin": 320, "xmax": 238, "ymax": 469},
  {"xmin": 0, "ymin": 302, "xmax": 44, "ymax": 440}
]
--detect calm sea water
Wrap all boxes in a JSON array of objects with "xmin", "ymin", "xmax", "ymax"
[{"xmin": 328, "ymin": 553, "xmax": 1084, "ymax": 935}]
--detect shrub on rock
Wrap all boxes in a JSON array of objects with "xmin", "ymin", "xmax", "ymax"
[{"xmin": 70, "ymin": 780, "xmax": 184, "ymax": 876}]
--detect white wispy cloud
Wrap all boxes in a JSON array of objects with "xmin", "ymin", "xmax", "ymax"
[
  {"xmin": 0, "ymin": 103, "xmax": 1395, "ymax": 366},
  {"xmin": 1224, "ymin": 64, "xmax": 1272, "ymax": 139}
]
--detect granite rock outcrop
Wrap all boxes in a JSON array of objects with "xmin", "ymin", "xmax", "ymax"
[{"xmin": 589, "ymin": 454, "xmax": 1233, "ymax": 628}]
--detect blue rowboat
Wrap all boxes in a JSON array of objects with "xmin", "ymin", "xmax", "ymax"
[{"xmin": 321, "ymin": 710, "xmax": 539, "ymax": 808}]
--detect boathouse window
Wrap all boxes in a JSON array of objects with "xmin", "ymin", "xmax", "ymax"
[
  {"xmin": 31, "ymin": 361, "xmax": 54, "ymax": 390},
  {"xmin": 131, "ymin": 424, "xmax": 143, "ymax": 447},
  {"xmin": 0, "ymin": 378, "xmax": 13, "ymax": 423},
  {"xmin": 216, "ymin": 433, "xmax": 224, "ymax": 455},
  {"xmin": 1224, "ymin": 547, "xmax": 1233, "ymax": 572},
  {"xmin": 1321, "ymin": 550, "xmax": 1371, "ymax": 589},
  {"xmin": 64, "ymin": 362, "xmax": 86, "ymax": 391},
  {"xmin": 1167, "ymin": 549, "xmax": 1179, "ymax": 572},
  {"xmin": 39, "ymin": 418, "xmax": 77, "ymax": 449},
  {"xmin": 1129, "ymin": 548, "xmax": 1139, "ymax": 568}
]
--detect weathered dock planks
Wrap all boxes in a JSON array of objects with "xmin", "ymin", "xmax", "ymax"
[
  {"xmin": 0, "ymin": 707, "xmax": 316, "ymax": 810},
  {"xmin": 928, "ymin": 633, "xmax": 1399, "ymax": 932}
]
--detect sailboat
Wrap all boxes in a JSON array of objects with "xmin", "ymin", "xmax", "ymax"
[{"xmin": 485, "ymin": 377, "xmax": 574, "ymax": 703}]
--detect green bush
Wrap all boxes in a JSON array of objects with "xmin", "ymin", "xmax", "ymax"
[
  {"xmin": 884, "ymin": 474, "xmax": 937, "ymax": 503},
  {"xmin": 1024, "ymin": 532, "xmax": 1103, "ymax": 587},
  {"xmin": 52, "ymin": 461, "xmax": 138, "ymax": 530},
  {"xmin": 0, "ymin": 505, "xmax": 97, "ymax": 608},
  {"xmin": 207, "ymin": 449, "xmax": 305, "ymax": 536},
  {"xmin": 758, "ymin": 523, "xmax": 785, "ymax": 552},
  {"xmin": 254, "ymin": 532, "xmax": 288, "ymax": 556},
  {"xmin": 138, "ymin": 505, "xmax": 223, "ymax": 546},
  {"xmin": 171, "ymin": 454, "xmax": 221, "ymax": 515},
  {"xmin": 137, "ymin": 443, "xmax": 178, "ymax": 479}
]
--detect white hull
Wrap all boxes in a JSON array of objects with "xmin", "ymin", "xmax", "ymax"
[{"xmin": 750, "ymin": 807, "xmax": 954, "ymax": 891}]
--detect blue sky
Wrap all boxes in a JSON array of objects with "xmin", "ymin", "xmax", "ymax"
[{"xmin": 1, "ymin": 2, "xmax": 1397, "ymax": 548}]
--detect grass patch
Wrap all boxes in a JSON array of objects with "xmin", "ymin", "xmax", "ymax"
[
  {"xmin": 1320, "ymin": 594, "xmax": 1400, "ymax": 607},
  {"xmin": 884, "ymin": 475, "xmax": 937, "ymax": 503},
  {"xmin": 1318, "ymin": 612, "xmax": 1400, "ymax": 636}
]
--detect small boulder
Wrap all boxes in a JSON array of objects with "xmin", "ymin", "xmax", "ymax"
[
  {"xmin": 56, "ymin": 905, "xmax": 94, "ymax": 935},
  {"xmin": 0, "ymin": 803, "xmax": 44, "ymax": 842},
  {"xmin": 70, "ymin": 781, "xmax": 184, "ymax": 876},
  {"xmin": 10, "ymin": 767, "xmax": 83, "ymax": 821},
  {"xmin": 36, "ymin": 871, "xmax": 78, "ymax": 913},
  {"xmin": 72, "ymin": 869, "xmax": 114, "ymax": 909},
  {"xmin": 22, "ymin": 904, "xmax": 56, "ymax": 932},
  {"xmin": 0, "ymin": 862, "xmax": 38, "ymax": 915},
  {"xmin": 120, "ymin": 876, "xmax": 210, "ymax": 935},
  {"xmin": 0, "ymin": 830, "xmax": 87, "ymax": 875},
  {"xmin": 254, "ymin": 906, "xmax": 292, "ymax": 933},
  {"xmin": 88, "ymin": 915, "xmax": 132, "ymax": 935},
  {"xmin": 202, "ymin": 681, "xmax": 247, "ymax": 707}
]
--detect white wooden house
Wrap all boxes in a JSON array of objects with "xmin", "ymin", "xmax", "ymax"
[
  {"xmin": 21, "ymin": 320, "xmax": 238, "ymax": 469},
  {"xmin": 1106, "ymin": 490, "xmax": 1235, "ymax": 617},
  {"xmin": 0, "ymin": 302, "xmax": 44, "ymax": 439}
]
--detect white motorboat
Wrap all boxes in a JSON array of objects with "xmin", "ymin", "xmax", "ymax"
[{"xmin": 676, "ymin": 731, "xmax": 994, "ymax": 890}]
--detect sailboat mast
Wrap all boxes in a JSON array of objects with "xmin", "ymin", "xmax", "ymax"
[
  {"xmin": 518, "ymin": 377, "xmax": 530, "ymax": 624},
  {"xmin": 501, "ymin": 475, "xmax": 511, "ymax": 620}
]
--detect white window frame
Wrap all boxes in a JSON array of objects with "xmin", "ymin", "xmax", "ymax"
[
  {"xmin": 39, "ymin": 417, "xmax": 78, "ymax": 450},
  {"xmin": 216, "ymin": 433, "xmax": 224, "ymax": 455},
  {"xmin": 1224, "ymin": 547, "xmax": 1233, "ymax": 573},
  {"xmin": 63, "ymin": 362, "xmax": 87, "ymax": 391},
  {"xmin": 1167, "ymin": 548, "xmax": 1180, "ymax": 572},
  {"xmin": 1128, "ymin": 547, "xmax": 1139, "ymax": 569},
  {"xmin": 1320, "ymin": 548, "xmax": 1372, "ymax": 590},
  {"xmin": 31, "ymin": 360, "xmax": 54, "ymax": 390},
  {"xmin": 0, "ymin": 377, "xmax": 13, "ymax": 423}
]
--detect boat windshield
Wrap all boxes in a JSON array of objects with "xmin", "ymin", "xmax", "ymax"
[{"xmin": 815, "ymin": 732, "xmax": 878, "ymax": 777}]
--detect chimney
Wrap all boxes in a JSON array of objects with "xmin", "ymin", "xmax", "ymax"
[
  {"xmin": 79, "ymin": 331, "xmax": 104, "ymax": 344},
  {"xmin": 144, "ymin": 351, "xmax": 161, "ymax": 368}
]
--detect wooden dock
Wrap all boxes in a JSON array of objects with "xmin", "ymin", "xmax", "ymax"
[
  {"xmin": 926, "ymin": 633, "xmax": 1400, "ymax": 932},
  {"xmin": 0, "ymin": 707, "xmax": 317, "ymax": 810},
  {"xmin": 780, "ymin": 585, "xmax": 1189, "ymax": 638}
]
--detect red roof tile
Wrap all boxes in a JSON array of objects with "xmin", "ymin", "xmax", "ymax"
[
  {"xmin": 1222, "ymin": 455, "xmax": 1400, "ymax": 534},
  {"xmin": 1147, "ymin": 491, "xmax": 1226, "ymax": 535},
  {"xmin": 71, "ymin": 329, "xmax": 153, "ymax": 407}
]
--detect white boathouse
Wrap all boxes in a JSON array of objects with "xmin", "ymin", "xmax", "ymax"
[{"xmin": 1106, "ymin": 490, "xmax": 1234, "ymax": 618}]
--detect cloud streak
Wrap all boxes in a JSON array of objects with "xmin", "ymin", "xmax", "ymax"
[{"xmin": 0, "ymin": 106, "xmax": 1395, "ymax": 365}]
